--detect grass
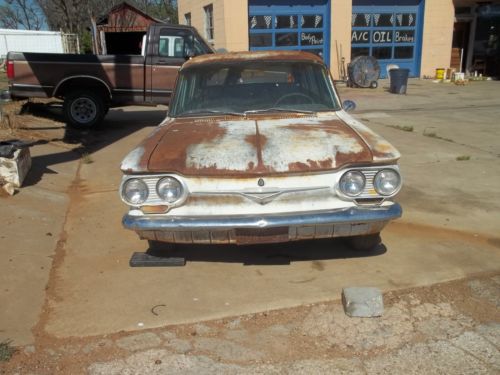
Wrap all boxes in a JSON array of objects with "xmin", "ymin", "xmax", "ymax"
[
  {"xmin": 0, "ymin": 70, "xmax": 8, "ymax": 91},
  {"xmin": 423, "ymin": 129, "xmax": 453, "ymax": 143},
  {"xmin": 456, "ymin": 155, "xmax": 471, "ymax": 161},
  {"xmin": 0, "ymin": 340, "xmax": 16, "ymax": 362},
  {"xmin": 388, "ymin": 125, "xmax": 414, "ymax": 132}
]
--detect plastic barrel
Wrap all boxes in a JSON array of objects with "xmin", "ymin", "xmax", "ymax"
[{"xmin": 389, "ymin": 68, "xmax": 410, "ymax": 95}]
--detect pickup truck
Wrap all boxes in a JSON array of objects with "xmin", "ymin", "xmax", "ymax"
[{"xmin": 5, "ymin": 24, "xmax": 214, "ymax": 128}]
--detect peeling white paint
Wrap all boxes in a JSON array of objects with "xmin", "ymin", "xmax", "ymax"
[
  {"xmin": 120, "ymin": 146, "xmax": 145, "ymax": 172},
  {"xmin": 186, "ymin": 120, "xmax": 258, "ymax": 171},
  {"xmin": 337, "ymin": 111, "xmax": 401, "ymax": 161},
  {"xmin": 258, "ymin": 116, "xmax": 365, "ymax": 171}
]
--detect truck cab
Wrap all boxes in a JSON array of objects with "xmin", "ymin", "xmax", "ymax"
[{"xmin": 6, "ymin": 24, "xmax": 214, "ymax": 128}]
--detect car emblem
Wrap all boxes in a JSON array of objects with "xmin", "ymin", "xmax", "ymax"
[{"xmin": 258, "ymin": 178, "xmax": 265, "ymax": 187}]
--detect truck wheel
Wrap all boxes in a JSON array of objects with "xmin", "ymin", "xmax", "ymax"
[
  {"xmin": 64, "ymin": 90, "xmax": 105, "ymax": 129},
  {"xmin": 347, "ymin": 233, "xmax": 381, "ymax": 251}
]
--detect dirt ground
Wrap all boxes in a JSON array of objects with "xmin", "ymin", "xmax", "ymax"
[{"xmin": 0, "ymin": 79, "xmax": 499, "ymax": 374}]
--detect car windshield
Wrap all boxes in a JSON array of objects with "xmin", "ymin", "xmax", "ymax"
[{"xmin": 169, "ymin": 61, "xmax": 341, "ymax": 117}]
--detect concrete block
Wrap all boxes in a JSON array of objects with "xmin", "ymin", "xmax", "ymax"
[
  {"xmin": 0, "ymin": 146, "xmax": 31, "ymax": 188},
  {"xmin": 342, "ymin": 287, "xmax": 384, "ymax": 318}
]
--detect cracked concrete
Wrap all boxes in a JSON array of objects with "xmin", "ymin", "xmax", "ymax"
[{"xmin": 1, "ymin": 80, "xmax": 499, "ymax": 373}]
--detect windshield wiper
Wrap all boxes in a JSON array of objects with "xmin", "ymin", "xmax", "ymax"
[
  {"xmin": 177, "ymin": 110, "xmax": 244, "ymax": 117},
  {"xmin": 244, "ymin": 108, "xmax": 316, "ymax": 115}
]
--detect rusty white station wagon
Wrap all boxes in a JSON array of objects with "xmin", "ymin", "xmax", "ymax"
[{"xmin": 120, "ymin": 51, "xmax": 402, "ymax": 252}]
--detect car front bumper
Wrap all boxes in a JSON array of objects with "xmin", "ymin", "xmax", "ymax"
[{"xmin": 123, "ymin": 203, "xmax": 402, "ymax": 245}]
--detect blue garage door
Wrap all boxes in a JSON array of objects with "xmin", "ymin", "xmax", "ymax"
[
  {"xmin": 352, "ymin": 0, "xmax": 424, "ymax": 78},
  {"xmin": 248, "ymin": 0, "xmax": 330, "ymax": 66}
]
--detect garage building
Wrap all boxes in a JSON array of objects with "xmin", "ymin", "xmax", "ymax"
[{"xmin": 178, "ymin": 0, "xmax": 500, "ymax": 79}]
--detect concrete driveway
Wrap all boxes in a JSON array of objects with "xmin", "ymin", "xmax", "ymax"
[{"xmin": 0, "ymin": 80, "xmax": 499, "ymax": 372}]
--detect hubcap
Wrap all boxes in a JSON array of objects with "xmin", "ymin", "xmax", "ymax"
[{"xmin": 70, "ymin": 97, "xmax": 97, "ymax": 124}]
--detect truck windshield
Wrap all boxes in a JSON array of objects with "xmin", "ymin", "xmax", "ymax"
[{"xmin": 169, "ymin": 61, "xmax": 341, "ymax": 117}]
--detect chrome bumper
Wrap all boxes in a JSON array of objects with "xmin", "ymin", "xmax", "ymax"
[{"xmin": 123, "ymin": 203, "xmax": 402, "ymax": 245}]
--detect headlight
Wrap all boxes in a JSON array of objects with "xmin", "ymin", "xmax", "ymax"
[
  {"xmin": 374, "ymin": 169, "xmax": 401, "ymax": 196},
  {"xmin": 339, "ymin": 170, "xmax": 366, "ymax": 197},
  {"xmin": 122, "ymin": 178, "xmax": 148, "ymax": 205},
  {"xmin": 157, "ymin": 177, "xmax": 183, "ymax": 203}
]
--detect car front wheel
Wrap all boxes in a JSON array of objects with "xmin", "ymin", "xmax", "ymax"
[{"xmin": 64, "ymin": 90, "xmax": 105, "ymax": 129}]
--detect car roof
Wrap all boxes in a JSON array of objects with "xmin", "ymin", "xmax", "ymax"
[{"xmin": 181, "ymin": 50, "xmax": 325, "ymax": 70}]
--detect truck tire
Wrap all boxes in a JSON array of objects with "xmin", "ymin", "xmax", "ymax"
[
  {"xmin": 63, "ymin": 90, "xmax": 105, "ymax": 129},
  {"xmin": 347, "ymin": 233, "xmax": 381, "ymax": 251}
]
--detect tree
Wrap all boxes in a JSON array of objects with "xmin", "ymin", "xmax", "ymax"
[
  {"xmin": 0, "ymin": 0, "xmax": 44, "ymax": 30},
  {"xmin": 36, "ymin": 0, "xmax": 177, "ymax": 34},
  {"xmin": 135, "ymin": 0, "xmax": 178, "ymax": 23},
  {"xmin": 36, "ymin": 0, "xmax": 123, "ymax": 34},
  {"xmin": 34, "ymin": 0, "xmax": 178, "ymax": 53}
]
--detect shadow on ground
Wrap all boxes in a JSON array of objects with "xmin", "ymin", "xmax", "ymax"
[
  {"xmin": 17, "ymin": 101, "xmax": 166, "ymax": 187},
  {"xmin": 144, "ymin": 238, "xmax": 387, "ymax": 266}
]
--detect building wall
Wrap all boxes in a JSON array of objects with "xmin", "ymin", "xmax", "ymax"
[
  {"xmin": 222, "ymin": 0, "xmax": 249, "ymax": 51},
  {"xmin": 420, "ymin": 0, "xmax": 455, "ymax": 77},
  {"xmin": 105, "ymin": 7, "xmax": 155, "ymax": 29},
  {"xmin": 329, "ymin": 0, "xmax": 351, "ymax": 79},
  {"xmin": 178, "ymin": 0, "xmax": 459, "ymax": 78},
  {"xmin": 179, "ymin": 0, "xmax": 247, "ymax": 51}
]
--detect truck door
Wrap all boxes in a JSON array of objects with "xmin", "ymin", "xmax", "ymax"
[{"xmin": 146, "ymin": 26, "xmax": 213, "ymax": 104}]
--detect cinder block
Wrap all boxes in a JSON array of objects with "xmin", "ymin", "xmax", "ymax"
[
  {"xmin": 342, "ymin": 287, "xmax": 384, "ymax": 318},
  {"xmin": 0, "ymin": 147, "xmax": 31, "ymax": 187}
]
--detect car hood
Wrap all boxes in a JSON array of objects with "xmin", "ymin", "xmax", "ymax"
[{"xmin": 121, "ymin": 113, "xmax": 399, "ymax": 176}]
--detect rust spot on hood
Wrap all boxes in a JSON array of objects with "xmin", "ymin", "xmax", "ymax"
[
  {"xmin": 135, "ymin": 114, "xmax": 375, "ymax": 177},
  {"xmin": 245, "ymin": 123, "xmax": 269, "ymax": 173},
  {"xmin": 336, "ymin": 111, "xmax": 401, "ymax": 162},
  {"xmin": 148, "ymin": 119, "xmax": 228, "ymax": 173},
  {"xmin": 182, "ymin": 50, "xmax": 324, "ymax": 71}
]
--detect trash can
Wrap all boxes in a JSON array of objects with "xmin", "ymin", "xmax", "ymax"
[{"xmin": 389, "ymin": 68, "xmax": 410, "ymax": 95}]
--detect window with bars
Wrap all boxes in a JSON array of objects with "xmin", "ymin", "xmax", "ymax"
[
  {"xmin": 184, "ymin": 12, "xmax": 191, "ymax": 26},
  {"xmin": 204, "ymin": 4, "xmax": 214, "ymax": 41}
]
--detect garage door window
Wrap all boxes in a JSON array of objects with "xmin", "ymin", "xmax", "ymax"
[
  {"xmin": 248, "ymin": 0, "xmax": 330, "ymax": 66},
  {"xmin": 351, "ymin": 1, "xmax": 423, "ymax": 78}
]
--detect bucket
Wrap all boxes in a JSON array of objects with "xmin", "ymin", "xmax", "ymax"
[
  {"xmin": 453, "ymin": 72, "xmax": 465, "ymax": 81},
  {"xmin": 389, "ymin": 68, "xmax": 410, "ymax": 95},
  {"xmin": 435, "ymin": 68, "xmax": 445, "ymax": 80}
]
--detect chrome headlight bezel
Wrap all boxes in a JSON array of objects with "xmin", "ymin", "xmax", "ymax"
[
  {"xmin": 121, "ymin": 178, "xmax": 149, "ymax": 206},
  {"xmin": 120, "ymin": 174, "xmax": 189, "ymax": 208},
  {"xmin": 338, "ymin": 170, "xmax": 366, "ymax": 197},
  {"xmin": 156, "ymin": 176, "xmax": 187, "ymax": 204},
  {"xmin": 373, "ymin": 169, "xmax": 402, "ymax": 196}
]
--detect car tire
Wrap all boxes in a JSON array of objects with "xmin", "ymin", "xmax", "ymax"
[
  {"xmin": 63, "ymin": 90, "xmax": 105, "ymax": 129},
  {"xmin": 347, "ymin": 233, "xmax": 381, "ymax": 251}
]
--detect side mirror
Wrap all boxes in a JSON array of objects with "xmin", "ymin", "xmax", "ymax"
[{"xmin": 342, "ymin": 100, "xmax": 356, "ymax": 112}]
